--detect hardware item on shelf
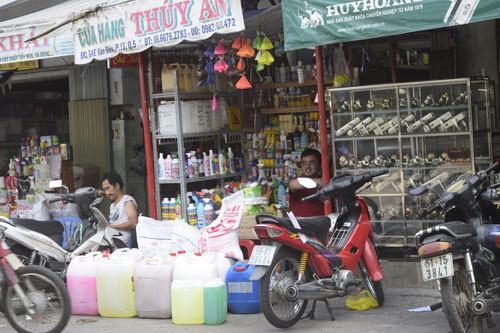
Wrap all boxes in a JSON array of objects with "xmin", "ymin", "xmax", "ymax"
[
  {"xmin": 366, "ymin": 99, "xmax": 375, "ymax": 110},
  {"xmin": 381, "ymin": 98, "xmax": 391, "ymax": 110},
  {"xmin": 438, "ymin": 92, "xmax": 450, "ymax": 106},
  {"xmin": 452, "ymin": 91, "xmax": 468, "ymax": 105},
  {"xmin": 386, "ymin": 154, "xmax": 399, "ymax": 168},
  {"xmin": 373, "ymin": 116, "xmax": 400, "ymax": 135},
  {"xmin": 402, "ymin": 154, "xmax": 411, "ymax": 167},
  {"xmin": 339, "ymin": 100, "xmax": 350, "ymax": 112},
  {"xmin": 348, "ymin": 117, "xmax": 372, "ymax": 136},
  {"xmin": 438, "ymin": 152, "xmax": 449, "ymax": 164},
  {"xmin": 353, "ymin": 99, "xmax": 362, "ymax": 111},
  {"xmin": 361, "ymin": 155, "xmax": 372, "ymax": 168},
  {"xmin": 399, "ymin": 97, "xmax": 407, "ymax": 108},
  {"xmin": 425, "ymin": 153, "xmax": 436, "ymax": 166},
  {"xmin": 373, "ymin": 155, "xmax": 385, "ymax": 167},
  {"xmin": 412, "ymin": 155, "xmax": 424, "ymax": 167},
  {"xmin": 339, "ymin": 155, "xmax": 349, "ymax": 168},
  {"xmin": 407, "ymin": 173, "xmax": 423, "ymax": 188},
  {"xmin": 410, "ymin": 97, "xmax": 420, "ymax": 108},
  {"xmin": 401, "ymin": 114, "xmax": 416, "ymax": 131},
  {"xmin": 335, "ymin": 117, "xmax": 361, "ymax": 137},
  {"xmin": 372, "ymin": 172, "xmax": 401, "ymax": 193},
  {"xmin": 423, "ymin": 111, "xmax": 453, "ymax": 133},
  {"xmin": 442, "ymin": 111, "xmax": 467, "ymax": 131},
  {"xmin": 408, "ymin": 112, "xmax": 434, "ymax": 132},
  {"xmin": 421, "ymin": 95, "xmax": 435, "ymax": 107},
  {"xmin": 365, "ymin": 117, "xmax": 386, "ymax": 134}
]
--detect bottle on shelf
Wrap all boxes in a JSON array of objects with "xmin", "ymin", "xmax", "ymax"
[
  {"xmin": 228, "ymin": 147, "xmax": 235, "ymax": 173},
  {"xmin": 164, "ymin": 154, "xmax": 173, "ymax": 180},
  {"xmin": 187, "ymin": 202, "xmax": 197, "ymax": 226},
  {"xmin": 161, "ymin": 198, "xmax": 169, "ymax": 220},
  {"xmin": 158, "ymin": 153, "xmax": 165, "ymax": 180},
  {"xmin": 171, "ymin": 154, "xmax": 180, "ymax": 179},
  {"xmin": 174, "ymin": 196, "xmax": 182, "ymax": 220},
  {"xmin": 278, "ymin": 178, "xmax": 287, "ymax": 208},
  {"xmin": 209, "ymin": 150, "xmax": 216, "ymax": 176},
  {"xmin": 218, "ymin": 151, "xmax": 225, "ymax": 175},
  {"xmin": 203, "ymin": 151, "xmax": 211, "ymax": 177},
  {"xmin": 168, "ymin": 198, "xmax": 175, "ymax": 220},
  {"xmin": 196, "ymin": 148, "xmax": 204, "ymax": 177},
  {"xmin": 203, "ymin": 198, "xmax": 214, "ymax": 225},
  {"xmin": 196, "ymin": 198, "xmax": 206, "ymax": 229},
  {"xmin": 297, "ymin": 60, "xmax": 305, "ymax": 84},
  {"xmin": 279, "ymin": 62, "xmax": 287, "ymax": 83}
]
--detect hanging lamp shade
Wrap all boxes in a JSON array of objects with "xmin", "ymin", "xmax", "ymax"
[
  {"xmin": 214, "ymin": 40, "xmax": 227, "ymax": 56},
  {"xmin": 257, "ymin": 50, "xmax": 274, "ymax": 66},
  {"xmin": 252, "ymin": 32, "xmax": 262, "ymax": 50},
  {"xmin": 236, "ymin": 75, "xmax": 252, "ymax": 89},
  {"xmin": 259, "ymin": 36, "xmax": 274, "ymax": 50},
  {"xmin": 255, "ymin": 50, "xmax": 262, "ymax": 61},
  {"xmin": 236, "ymin": 57, "xmax": 245, "ymax": 72},
  {"xmin": 214, "ymin": 59, "xmax": 229, "ymax": 73},
  {"xmin": 237, "ymin": 43, "xmax": 255, "ymax": 58},
  {"xmin": 231, "ymin": 35, "xmax": 243, "ymax": 50},
  {"xmin": 256, "ymin": 63, "xmax": 265, "ymax": 72},
  {"xmin": 204, "ymin": 45, "xmax": 214, "ymax": 58}
]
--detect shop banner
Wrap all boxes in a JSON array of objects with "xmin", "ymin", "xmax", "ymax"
[
  {"xmin": 0, "ymin": 26, "xmax": 74, "ymax": 65},
  {"xmin": 0, "ymin": 60, "xmax": 39, "ymax": 71},
  {"xmin": 74, "ymin": 0, "xmax": 245, "ymax": 65},
  {"xmin": 283, "ymin": 0, "xmax": 500, "ymax": 51}
]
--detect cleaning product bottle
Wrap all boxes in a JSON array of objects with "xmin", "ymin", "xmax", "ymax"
[
  {"xmin": 164, "ymin": 154, "xmax": 172, "ymax": 180},
  {"xmin": 190, "ymin": 151, "xmax": 199, "ymax": 177},
  {"xmin": 203, "ymin": 198, "xmax": 214, "ymax": 225},
  {"xmin": 280, "ymin": 130, "xmax": 287, "ymax": 151},
  {"xmin": 209, "ymin": 150, "xmax": 215, "ymax": 176},
  {"xmin": 278, "ymin": 178, "xmax": 287, "ymax": 208},
  {"xmin": 161, "ymin": 198, "xmax": 169, "ymax": 220},
  {"xmin": 158, "ymin": 153, "xmax": 165, "ymax": 180},
  {"xmin": 197, "ymin": 199, "xmax": 206, "ymax": 229},
  {"xmin": 272, "ymin": 177, "xmax": 279, "ymax": 205},
  {"xmin": 168, "ymin": 198, "xmax": 176, "ymax": 220},
  {"xmin": 174, "ymin": 196, "xmax": 182, "ymax": 220},
  {"xmin": 227, "ymin": 147, "xmax": 235, "ymax": 173},
  {"xmin": 203, "ymin": 152, "xmax": 211, "ymax": 177},
  {"xmin": 300, "ymin": 129, "xmax": 309, "ymax": 149},
  {"xmin": 218, "ymin": 151, "xmax": 225, "ymax": 175},
  {"xmin": 187, "ymin": 202, "xmax": 197, "ymax": 226},
  {"xmin": 297, "ymin": 60, "xmax": 305, "ymax": 84},
  {"xmin": 196, "ymin": 148, "xmax": 204, "ymax": 177},
  {"xmin": 171, "ymin": 154, "xmax": 180, "ymax": 179}
]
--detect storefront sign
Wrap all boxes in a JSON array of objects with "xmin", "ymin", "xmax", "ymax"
[
  {"xmin": 0, "ymin": 26, "xmax": 74, "ymax": 65},
  {"xmin": 283, "ymin": 0, "xmax": 500, "ymax": 50},
  {"xmin": 110, "ymin": 53, "xmax": 139, "ymax": 67},
  {"xmin": 0, "ymin": 60, "xmax": 39, "ymax": 71},
  {"xmin": 74, "ymin": 0, "xmax": 245, "ymax": 65}
]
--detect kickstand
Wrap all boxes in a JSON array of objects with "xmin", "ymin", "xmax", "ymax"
[
  {"xmin": 323, "ymin": 298, "xmax": 335, "ymax": 321},
  {"xmin": 303, "ymin": 300, "xmax": 317, "ymax": 320}
]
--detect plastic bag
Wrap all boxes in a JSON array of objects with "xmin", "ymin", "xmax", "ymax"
[
  {"xmin": 136, "ymin": 216, "xmax": 175, "ymax": 251},
  {"xmin": 171, "ymin": 220, "xmax": 200, "ymax": 252},
  {"xmin": 333, "ymin": 44, "xmax": 351, "ymax": 88},
  {"xmin": 345, "ymin": 290, "xmax": 379, "ymax": 310}
]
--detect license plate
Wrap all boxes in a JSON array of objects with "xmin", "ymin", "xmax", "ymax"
[
  {"xmin": 248, "ymin": 245, "xmax": 277, "ymax": 266},
  {"xmin": 421, "ymin": 253, "xmax": 454, "ymax": 282},
  {"xmin": 6, "ymin": 253, "xmax": 23, "ymax": 271}
]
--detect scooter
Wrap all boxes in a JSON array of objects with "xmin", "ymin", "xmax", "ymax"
[
  {"xmin": 0, "ymin": 187, "xmax": 125, "ymax": 277},
  {"xmin": 250, "ymin": 170, "xmax": 387, "ymax": 328}
]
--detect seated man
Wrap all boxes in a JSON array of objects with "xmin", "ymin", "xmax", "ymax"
[
  {"xmin": 288, "ymin": 148, "xmax": 324, "ymax": 217},
  {"xmin": 101, "ymin": 171, "xmax": 138, "ymax": 247}
]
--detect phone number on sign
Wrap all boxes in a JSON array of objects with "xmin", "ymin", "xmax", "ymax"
[{"xmin": 145, "ymin": 29, "xmax": 188, "ymax": 46}]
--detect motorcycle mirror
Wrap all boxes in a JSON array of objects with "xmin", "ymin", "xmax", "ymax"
[
  {"xmin": 408, "ymin": 186, "xmax": 428, "ymax": 196},
  {"xmin": 49, "ymin": 179, "xmax": 62, "ymax": 189},
  {"xmin": 297, "ymin": 177, "xmax": 317, "ymax": 189}
]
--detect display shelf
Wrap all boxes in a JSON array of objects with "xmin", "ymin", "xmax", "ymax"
[
  {"xmin": 159, "ymin": 172, "xmax": 243, "ymax": 185},
  {"xmin": 152, "ymin": 91, "xmax": 232, "ymax": 100},
  {"xmin": 255, "ymin": 80, "xmax": 325, "ymax": 90},
  {"xmin": 334, "ymin": 131, "xmax": 470, "ymax": 141},
  {"xmin": 155, "ymin": 130, "xmax": 242, "ymax": 141},
  {"xmin": 337, "ymin": 164, "xmax": 471, "ymax": 172},
  {"xmin": 331, "ymin": 105, "xmax": 468, "ymax": 116},
  {"xmin": 261, "ymin": 106, "xmax": 319, "ymax": 115}
]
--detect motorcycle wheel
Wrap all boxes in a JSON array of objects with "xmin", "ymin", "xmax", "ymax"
[
  {"xmin": 260, "ymin": 248, "xmax": 308, "ymax": 329},
  {"xmin": 1, "ymin": 266, "xmax": 71, "ymax": 333},
  {"xmin": 359, "ymin": 260, "xmax": 384, "ymax": 306},
  {"xmin": 440, "ymin": 267, "xmax": 482, "ymax": 333}
]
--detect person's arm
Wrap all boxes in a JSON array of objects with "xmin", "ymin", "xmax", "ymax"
[
  {"xmin": 109, "ymin": 201, "xmax": 138, "ymax": 231},
  {"xmin": 288, "ymin": 177, "xmax": 323, "ymax": 192}
]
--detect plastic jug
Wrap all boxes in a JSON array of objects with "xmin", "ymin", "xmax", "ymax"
[
  {"xmin": 66, "ymin": 253, "xmax": 102, "ymax": 315},
  {"xmin": 173, "ymin": 253, "xmax": 218, "ymax": 283},
  {"xmin": 202, "ymin": 252, "xmax": 233, "ymax": 281},
  {"xmin": 171, "ymin": 280, "xmax": 204, "ymax": 324},
  {"xmin": 96, "ymin": 256, "xmax": 137, "ymax": 318},
  {"xmin": 204, "ymin": 278, "xmax": 227, "ymax": 325},
  {"xmin": 134, "ymin": 257, "xmax": 173, "ymax": 318},
  {"xmin": 226, "ymin": 262, "xmax": 261, "ymax": 313},
  {"xmin": 161, "ymin": 64, "xmax": 175, "ymax": 92}
]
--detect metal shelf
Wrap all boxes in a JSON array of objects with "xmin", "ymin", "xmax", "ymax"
[
  {"xmin": 334, "ymin": 131, "xmax": 470, "ymax": 141},
  {"xmin": 152, "ymin": 91, "xmax": 233, "ymax": 100},
  {"xmin": 156, "ymin": 130, "xmax": 242, "ymax": 141},
  {"xmin": 255, "ymin": 80, "xmax": 330, "ymax": 90},
  {"xmin": 159, "ymin": 172, "xmax": 243, "ymax": 185},
  {"xmin": 261, "ymin": 106, "xmax": 319, "ymax": 115},
  {"xmin": 337, "ymin": 164, "xmax": 471, "ymax": 172},
  {"xmin": 331, "ymin": 105, "xmax": 468, "ymax": 116}
]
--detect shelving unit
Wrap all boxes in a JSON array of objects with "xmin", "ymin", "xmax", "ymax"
[
  {"xmin": 148, "ymin": 69, "xmax": 244, "ymax": 219},
  {"xmin": 329, "ymin": 78, "xmax": 477, "ymax": 247}
]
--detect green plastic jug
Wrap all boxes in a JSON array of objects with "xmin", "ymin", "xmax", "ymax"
[{"xmin": 204, "ymin": 278, "xmax": 227, "ymax": 325}]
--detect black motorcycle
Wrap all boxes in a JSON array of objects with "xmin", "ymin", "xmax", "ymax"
[{"xmin": 411, "ymin": 163, "xmax": 500, "ymax": 332}]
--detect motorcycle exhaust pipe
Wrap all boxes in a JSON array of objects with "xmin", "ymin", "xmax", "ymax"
[{"xmin": 287, "ymin": 285, "xmax": 340, "ymax": 300}]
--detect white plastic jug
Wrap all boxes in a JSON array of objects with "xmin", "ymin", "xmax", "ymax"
[
  {"xmin": 134, "ymin": 258, "xmax": 173, "ymax": 319},
  {"xmin": 96, "ymin": 256, "xmax": 137, "ymax": 318},
  {"xmin": 202, "ymin": 252, "xmax": 233, "ymax": 282},
  {"xmin": 67, "ymin": 253, "xmax": 103, "ymax": 315},
  {"xmin": 173, "ymin": 253, "xmax": 218, "ymax": 282},
  {"xmin": 171, "ymin": 280, "xmax": 204, "ymax": 325}
]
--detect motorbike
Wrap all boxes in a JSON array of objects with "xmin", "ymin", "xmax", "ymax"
[
  {"xmin": 0, "ymin": 226, "xmax": 71, "ymax": 333},
  {"xmin": 249, "ymin": 170, "xmax": 387, "ymax": 328},
  {"xmin": 412, "ymin": 162, "xmax": 500, "ymax": 333},
  {"xmin": 0, "ymin": 187, "xmax": 126, "ymax": 277}
]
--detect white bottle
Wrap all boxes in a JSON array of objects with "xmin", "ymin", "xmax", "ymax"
[
  {"xmin": 189, "ymin": 152, "xmax": 199, "ymax": 177},
  {"xmin": 164, "ymin": 154, "xmax": 172, "ymax": 180},
  {"xmin": 171, "ymin": 155, "xmax": 180, "ymax": 179},
  {"xmin": 297, "ymin": 60, "xmax": 305, "ymax": 84},
  {"xmin": 218, "ymin": 151, "xmax": 225, "ymax": 175},
  {"xmin": 203, "ymin": 152, "xmax": 210, "ymax": 177},
  {"xmin": 158, "ymin": 153, "xmax": 165, "ymax": 180},
  {"xmin": 228, "ymin": 147, "xmax": 235, "ymax": 173},
  {"xmin": 209, "ymin": 150, "xmax": 215, "ymax": 176},
  {"xmin": 203, "ymin": 199, "xmax": 214, "ymax": 225},
  {"xmin": 280, "ymin": 130, "xmax": 287, "ymax": 151}
]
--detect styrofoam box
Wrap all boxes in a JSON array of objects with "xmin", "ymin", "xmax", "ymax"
[{"xmin": 158, "ymin": 102, "xmax": 178, "ymax": 136}]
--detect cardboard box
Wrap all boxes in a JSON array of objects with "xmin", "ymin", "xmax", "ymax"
[
  {"xmin": 237, "ymin": 215, "xmax": 259, "ymax": 240},
  {"xmin": 73, "ymin": 165, "xmax": 100, "ymax": 189}
]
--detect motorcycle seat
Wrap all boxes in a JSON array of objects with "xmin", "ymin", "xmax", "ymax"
[
  {"xmin": 257, "ymin": 214, "xmax": 331, "ymax": 244},
  {"xmin": 12, "ymin": 218, "xmax": 64, "ymax": 245}
]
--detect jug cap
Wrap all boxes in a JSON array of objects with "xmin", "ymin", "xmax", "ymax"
[{"xmin": 234, "ymin": 265, "xmax": 247, "ymax": 272}]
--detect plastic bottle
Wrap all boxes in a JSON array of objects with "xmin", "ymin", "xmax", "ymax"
[
  {"xmin": 279, "ymin": 62, "xmax": 287, "ymax": 83},
  {"xmin": 168, "ymin": 198, "xmax": 176, "ymax": 220},
  {"xmin": 197, "ymin": 200, "xmax": 206, "ymax": 229},
  {"xmin": 161, "ymin": 198, "xmax": 169, "ymax": 220},
  {"xmin": 187, "ymin": 203, "xmax": 197, "ymax": 226},
  {"xmin": 209, "ymin": 150, "xmax": 215, "ymax": 176},
  {"xmin": 164, "ymin": 154, "xmax": 172, "ymax": 180},
  {"xmin": 203, "ymin": 199, "xmax": 214, "ymax": 225},
  {"xmin": 196, "ymin": 149, "xmax": 204, "ymax": 177},
  {"xmin": 189, "ymin": 152, "xmax": 199, "ymax": 177},
  {"xmin": 157, "ymin": 153, "xmax": 165, "ymax": 179},
  {"xmin": 293, "ymin": 127, "xmax": 301, "ymax": 150},
  {"xmin": 203, "ymin": 152, "xmax": 211, "ymax": 177},
  {"xmin": 279, "ymin": 130, "xmax": 287, "ymax": 151},
  {"xmin": 297, "ymin": 60, "xmax": 305, "ymax": 84},
  {"xmin": 171, "ymin": 154, "xmax": 180, "ymax": 179},
  {"xmin": 218, "ymin": 151, "xmax": 225, "ymax": 175},
  {"xmin": 278, "ymin": 179, "xmax": 287, "ymax": 208},
  {"xmin": 174, "ymin": 196, "xmax": 182, "ymax": 220},
  {"xmin": 227, "ymin": 147, "xmax": 235, "ymax": 173},
  {"xmin": 300, "ymin": 130, "xmax": 309, "ymax": 149}
]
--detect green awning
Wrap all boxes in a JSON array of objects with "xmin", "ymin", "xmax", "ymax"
[{"xmin": 283, "ymin": 0, "xmax": 500, "ymax": 50}]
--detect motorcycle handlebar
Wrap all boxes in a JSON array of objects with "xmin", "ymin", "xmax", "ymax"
[
  {"xmin": 485, "ymin": 162, "xmax": 499, "ymax": 175},
  {"xmin": 301, "ymin": 192, "xmax": 321, "ymax": 202},
  {"xmin": 47, "ymin": 189, "xmax": 101, "ymax": 203},
  {"xmin": 418, "ymin": 202, "xmax": 441, "ymax": 216}
]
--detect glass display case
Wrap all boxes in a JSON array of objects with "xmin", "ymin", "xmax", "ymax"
[{"xmin": 328, "ymin": 79, "xmax": 476, "ymax": 247}]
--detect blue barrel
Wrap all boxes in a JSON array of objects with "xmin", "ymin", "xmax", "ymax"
[{"xmin": 226, "ymin": 262, "xmax": 261, "ymax": 314}]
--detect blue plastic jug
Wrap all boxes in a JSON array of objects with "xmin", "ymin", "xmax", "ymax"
[{"xmin": 226, "ymin": 262, "xmax": 261, "ymax": 314}]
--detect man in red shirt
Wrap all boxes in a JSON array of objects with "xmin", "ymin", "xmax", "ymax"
[{"xmin": 288, "ymin": 148, "xmax": 324, "ymax": 217}]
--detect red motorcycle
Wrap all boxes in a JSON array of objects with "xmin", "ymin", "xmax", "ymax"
[{"xmin": 249, "ymin": 170, "xmax": 387, "ymax": 328}]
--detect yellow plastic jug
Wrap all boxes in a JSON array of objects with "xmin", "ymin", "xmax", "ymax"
[
  {"xmin": 162, "ymin": 64, "xmax": 184, "ymax": 92},
  {"xmin": 171, "ymin": 280, "xmax": 204, "ymax": 324},
  {"xmin": 345, "ymin": 290, "xmax": 379, "ymax": 310}
]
